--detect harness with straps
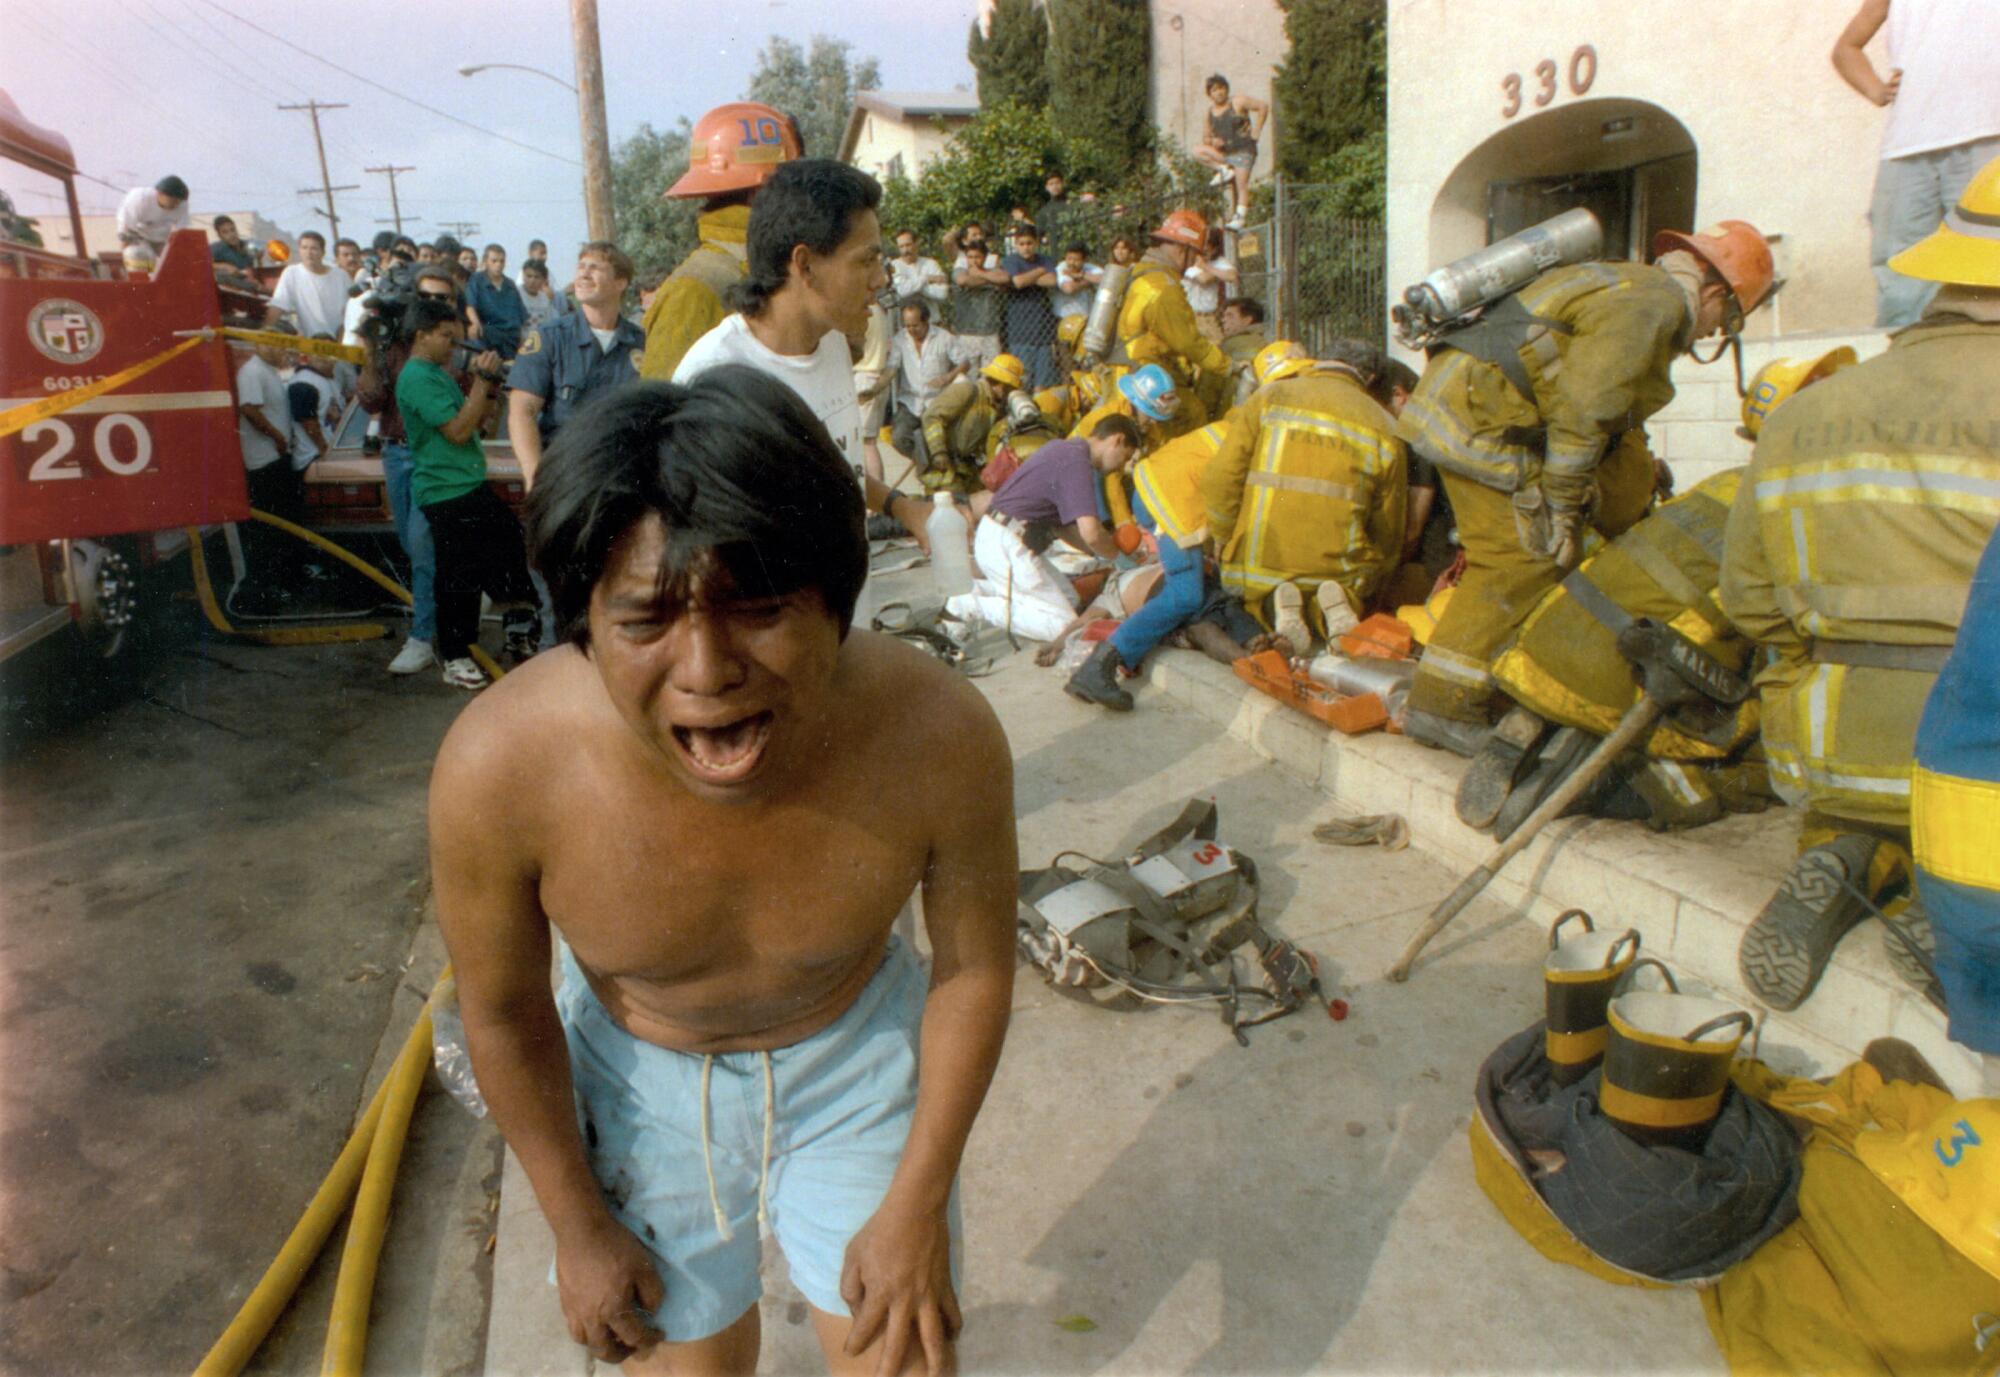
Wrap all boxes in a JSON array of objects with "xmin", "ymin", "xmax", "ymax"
[{"xmin": 1430, "ymin": 292, "xmax": 1573, "ymax": 404}]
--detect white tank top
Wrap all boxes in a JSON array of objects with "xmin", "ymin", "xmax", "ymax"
[{"xmin": 1880, "ymin": 0, "xmax": 2000, "ymax": 159}]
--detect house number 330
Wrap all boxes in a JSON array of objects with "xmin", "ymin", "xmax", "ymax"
[{"xmin": 1502, "ymin": 46, "xmax": 1597, "ymax": 118}]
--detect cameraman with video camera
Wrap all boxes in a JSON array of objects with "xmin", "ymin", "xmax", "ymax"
[
  {"xmin": 395, "ymin": 296, "xmax": 536, "ymax": 690},
  {"xmin": 356, "ymin": 263, "xmax": 463, "ymax": 675}
]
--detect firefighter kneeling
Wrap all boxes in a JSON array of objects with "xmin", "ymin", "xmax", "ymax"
[
  {"xmin": 1395, "ymin": 218, "xmax": 1774, "ymax": 757},
  {"xmin": 1721, "ymin": 155, "xmax": 2000, "ymax": 1013}
]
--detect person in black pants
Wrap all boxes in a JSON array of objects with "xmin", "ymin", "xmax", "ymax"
[{"xmin": 394, "ymin": 297, "xmax": 536, "ymax": 689}]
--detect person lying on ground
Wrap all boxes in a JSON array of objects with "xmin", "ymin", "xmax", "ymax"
[{"xmin": 431, "ymin": 367, "xmax": 1017, "ymax": 1376}]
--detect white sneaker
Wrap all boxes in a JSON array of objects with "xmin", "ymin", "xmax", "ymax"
[
  {"xmin": 1269, "ymin": 582, "xmax": 1310, "ymax": 654},
  {"xmin": 1209, "ymin": 168, "xmax": 1232, "ymax": 188},
  {"xmin": 440, "ymin": 657, "xmax": 490, "ymax": 691},
  {"xmin": 387, "ymin": 637, "xmax": 435, "ymax": 675},
  {"xmin": 1227, "ymin": 210, "xmax": 1247, "ymax": 230}
]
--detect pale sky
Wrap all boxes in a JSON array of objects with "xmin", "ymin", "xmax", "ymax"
[{"xmin": 1, "ymin": 0, "xmax": 978, "ymax": 270}]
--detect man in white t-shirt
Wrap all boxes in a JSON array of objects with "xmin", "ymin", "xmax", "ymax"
[
  {"xmin": 234, "ymin": 341, "xmax": 302, "ymax": 605},
  {"xmin": 267, "ymin": 231, "xmax": 354, "ymax": 340},
  {"xmin": 115, "ymin": 176, "xmax": 190, "ymax": 259},
  {"xmin": 675, "ymin": 159, "xmax": 932, "ymax": 544},
  {"xmin": 287, "ymin": 343, "xmax": 343, "ymax": 469},
  {"xmin": 1052, "ymin": 243, "xmax": 1103, "ymax": 323},
  {"xmin": 888, "ymin": 229, "xmax": 950, "ymax": 309},
  {"xmin": 1835, "ymin": 0, "xmax": 2000, "ymax": 325}
]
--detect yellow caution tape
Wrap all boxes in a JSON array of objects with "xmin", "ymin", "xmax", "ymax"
[
  {"xmin": 212, "ymin": 326, "xmax": 366, "ymax": 367},
  {"xmin": 0, "ymin": 335, "xmax": 209, "ymax": 440}
]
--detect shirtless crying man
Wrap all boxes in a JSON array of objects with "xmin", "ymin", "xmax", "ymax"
[{"xmin": 431, "ymin": 366, "xmax": 1018, "ymax": 1375}]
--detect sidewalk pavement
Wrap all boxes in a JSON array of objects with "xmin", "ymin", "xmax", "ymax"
[{"xmin": 485, "ymin": 622, "xmax": 1752, "ymax": 1375}]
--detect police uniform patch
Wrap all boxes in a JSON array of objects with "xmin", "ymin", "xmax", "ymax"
[
  {"xmin": 518, "ymin": 329, "xmax": 542, "ymax": 356},
  {"xmin": 630, "ymin": 349, "xmax": 644, "ymax": 371}
]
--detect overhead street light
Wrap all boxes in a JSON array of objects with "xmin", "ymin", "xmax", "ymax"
[{"xmin": 457, "ymin": 63, "xmax": 578, "ymax": 94}]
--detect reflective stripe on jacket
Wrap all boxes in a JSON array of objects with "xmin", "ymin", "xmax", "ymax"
[
  {"xmin": 1202, "ymin": 368, "xmax": 1406, "ymax": 607},
  {"xmin": 1395, "ymin": 261, "xmax": 1691, "ymax": 492},
  {"xmin": 1493, "ymin": 469, "xmax": 1755, "ymax": 758},
  {"xmin": 1721, "ymin": 318, "xmax": 2000, "ymax": 826},
  {"xmin": 1133, "ymin": 424, "xmax": 1229, "ymax": 548},
  {"xmin": 639, "ymin": 206, "xmax": 749, "ymax": 382}
]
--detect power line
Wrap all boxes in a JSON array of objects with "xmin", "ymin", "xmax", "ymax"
[{"xmin": 192, "ymin": 0, "xmax": 583, "ymax": 168}]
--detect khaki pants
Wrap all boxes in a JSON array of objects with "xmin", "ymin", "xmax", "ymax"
[{"xmin": 1408, "ymin": 436, "xmax": 1655, "ymax": 724}]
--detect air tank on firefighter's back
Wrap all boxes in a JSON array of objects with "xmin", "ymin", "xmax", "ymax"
[
  {"xmin": 1079, "ymin": 262, "xmax": 1132, "ymax": 363},
  {"xmin": 1393, "ymin": 208, "xmax": 1603, "ymax": 346}
]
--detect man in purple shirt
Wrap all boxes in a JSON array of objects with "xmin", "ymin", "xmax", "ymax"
[{"xmin": 945, "ymin": 415, "xmax": 1143, "ymax": 639}]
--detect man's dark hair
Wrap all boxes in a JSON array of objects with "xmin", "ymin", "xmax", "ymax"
[
  {"xmin": 528, "ymin": 238, "xmax": 547, "ymax": 252},
  {"xmin": 526, "ymin": 368, "xmax": 868, "ymax": 648},
  {"xmin": 1224, "ymin": 297, "xmax": 1266, "ymax": 324},
  {"xmin": 298, "ymin": 230, "xmax": 326, "ymax": 249},
  {"xmin": 406, "ymin": 296, "xmax": 462, "ymax": 339},
  {"xmin": 579, "ymin": 240, "xmax": 635, "ymax": 284},
  {"xmin": 894, "ymin": 228, "xmax": 917, "ymax": 243},
  {"xmin": 737, "ymin": 159, "xmax": 882, "ymax": 317},
  {"xmin": 1091, "ymin": 414, "xmax": 1143, "ymax": 447},
  {"xmin": 1064, "ymin": 242, "xmax": 1088, "ymax": 258},
  {"xmin": 521, "ymin": 259, "xmax": 548, "ymax": 279},
  {"xmin": 335, "ymin": 237, "xmax": 360, "ymax": 254},
  {"xmin": 898, "ymin": 295, "xmax": 930, "ymax": 323},
  {"xmin": 483, "ymin": 242, "xmax": 505, "ymax": 258},
  {"xmin": 213, "ymin": 214, "xmax": 236, "ymax": 232},
  {"xmin": 156, "ymin": 175, "xmax": 189, "ymax": 200},
  {"xmin": 393, "ymin": 236, "xmax": 418, "ymax": 255},
  {"xmin": 1383, "ymin": 358, "xmax": 1419, "ymax": 397},
  {"xmin": 963, "ymin": 220, "xmax": 985, "ymax": 237},
  {"xmin": 372, "ymin": 230, "xmax": 397, "ymax": 253},
  {"xmin": 638, "ymin": 265, "xmax": 671, "ymax": 294},
  {"xmin": 1206, "ymin": 74, "xmax": 1230, "ymax": 93},
  {"xmin": 433, "ymin": 235, "xmax": 462, "ymax": 259},
  {"xmin": 1322, "ymin": 336, "xmax": 1387, "ymax": 389},
  {"xmin": 391, "ymin": 246, "xmax": 415, "ymax": 264},
  {"xmin": 1012, "ymin": 223, "xmax": 1040, "ymax": 240},
  {"xmin": 414, "ymin": 265, "xmax": 459, "ymax": 295}
]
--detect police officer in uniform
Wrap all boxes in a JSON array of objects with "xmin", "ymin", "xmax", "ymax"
[{"xmin": 508, "ymin": 239, "xmax": 645, "ymax": 488}]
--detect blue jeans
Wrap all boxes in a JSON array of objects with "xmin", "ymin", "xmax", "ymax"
[
  {"xmin": 1870, "ymin": 135, "xmax": 2000, "ymax": 327},
  {"xmin": 1109, "ymin": 531, "xmax": 1205, "ymax": 668},
  {"xmin": 380, "ymin": 443, "xmax": 437, "ymax": 643}
]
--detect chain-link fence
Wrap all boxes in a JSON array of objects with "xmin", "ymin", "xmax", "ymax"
[{"xmin": 1259, "ymin": 183, "xmax": 1386, "ymax": 353}]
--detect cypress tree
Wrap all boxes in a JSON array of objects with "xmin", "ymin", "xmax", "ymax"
[
  {"xmin": 969, "ymin": 0, "xmax": 1051, "ymax": 112},
  {"xmin": 1046, "ymin": 0, "xmax": 1153, "ymax": 176},
  {"xmin": 1271, "ymin": 0, "xmax": 1386, "ymax": 180}
]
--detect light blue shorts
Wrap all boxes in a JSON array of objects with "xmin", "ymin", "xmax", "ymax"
[{"xmin": 555, "ymin": 937, "xmax": 960, "ymax": 1342}]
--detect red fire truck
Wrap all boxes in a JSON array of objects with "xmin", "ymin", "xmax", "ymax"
[{"xmin": 0, "ymin": 89, "xmax": 250, "ymax": 661}]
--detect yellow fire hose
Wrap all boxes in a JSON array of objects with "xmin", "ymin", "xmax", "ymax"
[
  {"xmin": 192, "ymin": 970, "xmax": 453, "ymax": 1377},
  {"xmin": 187, "ymin": 510, "xmax": 505, "ymax": 680}
]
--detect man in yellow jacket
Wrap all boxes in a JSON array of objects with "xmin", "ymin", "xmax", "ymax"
[
  {"xmin": 1118, "ymin": 209, "xmax": 1232, "ymax": 426},
  {"xmin": 921, "ymin": 354, "xmax": 1022, "ymax": 495},
  {"xmin": 1395, "ymin": 220, "xmax": 1773, "ymax": 757},
  {"xmin": 1722, "ymin": 157, "xmax": 2000, "ymax": 1011},
  {"xmin": 1202, "ymin": 342, "xmax": 1407, "ymax": 650},
  {"xmin": 639, "ymin": 103, "xmax": 801, "ymax": 382}
]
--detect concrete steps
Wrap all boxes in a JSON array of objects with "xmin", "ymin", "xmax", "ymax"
[{"xmin": 1141, "ymin": 648, "xmax": 1976, "ymax": 1094}]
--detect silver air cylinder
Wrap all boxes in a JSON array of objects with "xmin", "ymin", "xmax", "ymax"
[
  {"xmin": 1080, "ymin": 263, "xmax": 1131, "ymax": 363},
  {"xmin": 1305, "ymin": 653, "xmax": 1417, "ymax": 715},
  {"xmin": 1403, "ymin": 208, "xmax": 1604, "ymax": 325}
]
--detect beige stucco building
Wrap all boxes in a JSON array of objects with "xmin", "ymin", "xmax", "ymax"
[
  {"xmin": 838, "ymin": 91, "xmax": 981, "ymax": 185},
  {"xmin": 1387, "ymin": 0, "xmax": 1898, "ymax": 483},
  {"xmin": 1145, "ymin": 0, "xmax": 1288, "ymax": 176}
]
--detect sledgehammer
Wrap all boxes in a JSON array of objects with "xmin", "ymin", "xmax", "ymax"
[{"xmin": 1388, "ymin": 619, "xmax": 1751, "ymax": 982}]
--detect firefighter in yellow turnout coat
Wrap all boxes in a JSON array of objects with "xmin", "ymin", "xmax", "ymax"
[
  {"xmin": 1394, "ymin": 222, "xmax": 1773, "ymax": 756},
  {"xmin": 1118, "ymin": 210, "xmax": 1232, "ymax": 426},
  {"xmin": 1721, "ymin": 156, "xmax": 2000, "ymax": 1012},
  {"xmin": 1203, "ymin": 350, "xmax": 1407, "ymax": 647},
  {"xmin": 638, "ymin": 103, "xmax": 801, "ymax": 381}
]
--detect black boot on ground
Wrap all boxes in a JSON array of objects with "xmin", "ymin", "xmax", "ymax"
[
  {"xmin": 1065, "ymin": 642, "xmax": 1134, "ymax": 711},
  {"xmin": 1404, "ymin": 708, "xmax": 1488, "ymax": 759}
]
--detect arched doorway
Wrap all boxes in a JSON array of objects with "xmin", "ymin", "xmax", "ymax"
[{"xmin": 1428, "ymin": 99, "xmax": 1698, "ymax": 267}]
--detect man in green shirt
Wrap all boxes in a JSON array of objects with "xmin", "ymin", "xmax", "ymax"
[{"xmin": 396, "ymin": 296, "xmax": 537, "ymax": 689}]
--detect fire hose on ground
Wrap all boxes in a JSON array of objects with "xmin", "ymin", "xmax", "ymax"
[
  {"xmin": 186, "ymin": 508, "xmax": 505, "ymax": 681},
  {"xmin": 193, "ymin": 969, "xmax": 455, "ymax": 1377}
]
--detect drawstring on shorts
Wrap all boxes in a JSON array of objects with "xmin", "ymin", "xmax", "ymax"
[{"xmin": 698, "ymin": 1050, "xmax": 776, "ymax": 1243}]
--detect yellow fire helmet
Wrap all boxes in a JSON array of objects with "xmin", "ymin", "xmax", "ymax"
[
  {"xmin": 1057, "ymin": 315, "xmax": 1087, "ymax": 349},
  {"xmin": 981, "ymin": 353, "xmax": 1026, "ymax": 389},
  {"xmin": 1889, "ymin": 152, "xmax": 2000, "ymax": 288},
  {"xmin": 1252, "ymin": 339, "xmax": 1312, "ymax": 386},
  {"xmin": 1854, "ymin": 1097, "xmax": 2000, "ymax": 1282},
  {"xmin": 1739, "ymin": 346, "xmax": 1858, "ymax": 439}
]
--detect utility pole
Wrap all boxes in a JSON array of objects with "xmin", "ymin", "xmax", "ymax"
[
  {"xmin": 365, "ymin": 164, "xmax": 415, "ymax": 235},
  {"xmin": 570, "ymin": 0, "xmax": 616, "ymax": 241},
  {"xmin": 279, "ymin": 100, "xmax": 351, "ymax": 241},
  {"xmin": 439, "ymin": 221, "xmax": 481, "ymax": 241}
]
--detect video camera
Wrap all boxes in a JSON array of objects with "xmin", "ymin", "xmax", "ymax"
[
  {"xmin": 357, "ymin": 261, "xmax": 420, "ymax": 345},
  {"xmin": 448, "ymin": 340, "xmax": 510, "ymax": 384}
]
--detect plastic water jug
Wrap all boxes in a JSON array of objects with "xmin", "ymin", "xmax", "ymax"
[{"xmin": 927, "ymin": 494, "xmax": 974, "ymax": 599}]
